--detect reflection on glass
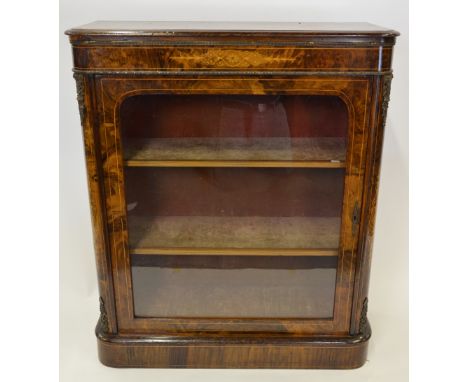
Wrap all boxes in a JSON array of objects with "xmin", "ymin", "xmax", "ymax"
[{"xmin": 132, "ymin": 255, "xmax": 337, "ymax": 318}]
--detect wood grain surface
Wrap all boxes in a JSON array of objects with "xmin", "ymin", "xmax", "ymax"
[{"xmin": 68, "ymin": 21, "xmax": 397, "ymax": 368}]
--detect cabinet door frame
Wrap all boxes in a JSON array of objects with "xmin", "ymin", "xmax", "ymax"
[{"xmin": 95, "ymin": 75, "xmax": 372, "ymax": 335}]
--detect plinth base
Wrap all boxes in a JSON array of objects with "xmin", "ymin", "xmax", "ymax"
[{"xmin": 96, "ymin": 322, "xmax": 371, "ymax": 369}]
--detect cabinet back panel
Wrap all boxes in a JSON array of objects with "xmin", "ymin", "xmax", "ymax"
[
  {"xmin": 120, "ymin": 94, "xmax": 348, "ymax": 139},
  {"xmin": 124, "ymin": 167, "xmax": 345, "ymax": 217}
]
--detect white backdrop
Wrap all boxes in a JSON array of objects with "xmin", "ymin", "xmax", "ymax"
[{"xmin": 59, "ymin": 1, "xmax": 408, "ymax": 380}]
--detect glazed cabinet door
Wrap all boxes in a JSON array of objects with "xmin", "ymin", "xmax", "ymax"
[{"xmin": 96, "ymin": 76, "xmax": 371, "ymax": 335}]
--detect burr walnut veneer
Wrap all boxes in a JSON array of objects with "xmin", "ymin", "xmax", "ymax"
[{"xmin": 66, "ymin": 21, "xmax": 398, "ymax": 369}]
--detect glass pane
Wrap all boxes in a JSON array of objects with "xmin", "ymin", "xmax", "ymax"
[
  {"xmin": 125, "ymin": 167, "xmax": 344, "ymax": 249},
  {"xmin": 132, "ymin": 255, "xmax": 337, "ymax": 318},
  {"xmin": 120, "ymin": 94, "xmax": 347, "ymax": 164},
  {"xmin": 119, "ymin": 94, "xmax": 348, "ymax": 319}
]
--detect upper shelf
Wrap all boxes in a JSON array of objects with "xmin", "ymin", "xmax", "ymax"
[{"xmin": 123, "ymin": 137, "xmax": 346, "ymax": 168}]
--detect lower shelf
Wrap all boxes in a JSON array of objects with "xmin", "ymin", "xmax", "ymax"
[
  {"xmin": 128, "ymin": 215, "xmax": 341, "ymax": 250},
  {"xmin": 96, "ymin": 323, "xmax": 371, "ymax": 369}
]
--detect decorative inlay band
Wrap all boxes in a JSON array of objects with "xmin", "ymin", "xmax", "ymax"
[
  {"xmin": 73, "ymin": 69, "xmax": 393, "ymax": 76},
  {"xmin": 169, "ymin": 49, "xmax": 295, "ymax": 68}
]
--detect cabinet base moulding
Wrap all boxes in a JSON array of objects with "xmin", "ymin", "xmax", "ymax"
[{"xmin": 96, "ymin": 323, "xmax": 371, "ymax": 369}]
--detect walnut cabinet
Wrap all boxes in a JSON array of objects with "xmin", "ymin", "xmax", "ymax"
[{"xmin": 66, "ymin": 21, "xmax": 398, "ymax": 369}]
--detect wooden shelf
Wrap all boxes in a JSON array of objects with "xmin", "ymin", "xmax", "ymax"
[
  {"xmin": 124, "ymin": 137, "xmax": 346, "ymax": 168},
  {"xmin": 128, "ymin": 215, "xmax": 341, "ymax": 255},
  {"xmin": 130, "ymin": 248, "xmax": 339, "ymax": 256},
  {"xmin": 131, "ymin": 254, "xmax": 339, "ymax": 268}
]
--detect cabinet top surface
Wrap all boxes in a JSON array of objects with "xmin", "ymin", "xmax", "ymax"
[{"xmin": 66, "ymin": 21, "xmax": 399, "ymax": 37}]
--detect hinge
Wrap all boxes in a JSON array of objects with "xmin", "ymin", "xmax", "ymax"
[{"xmin": 352, "ymin": 202, "xmax": 360, "ymax": 236}]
